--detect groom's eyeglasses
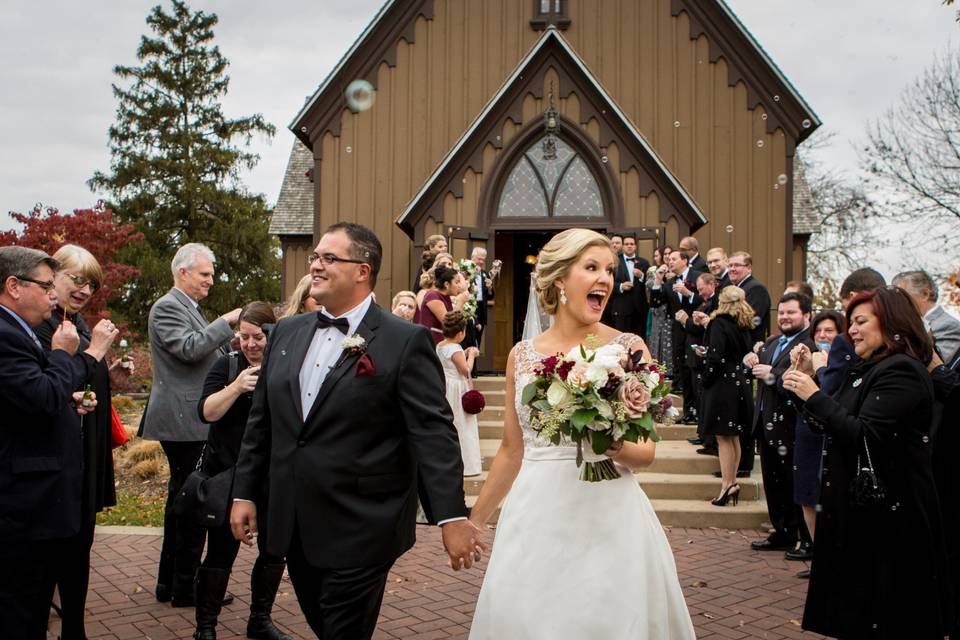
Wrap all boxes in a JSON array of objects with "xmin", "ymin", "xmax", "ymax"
[{"xmin": 307, "ymin": 253, "xmax": 368, "ymax": 267}]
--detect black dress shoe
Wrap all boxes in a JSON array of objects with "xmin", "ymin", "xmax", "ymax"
[
  {"xmin": 696, "ymin": 447, "xmax": 719, "ymax": 456},
  {"xmin": 687, "ymin": 437, "xmax": 704, "ymax": 445},
  {"xmin": 712, "ymin": 470, "xmax": 751, "ymax": 478},
  {"xmin": 796, "ymin": 569, "xmax": 811, "ymax": 579},
  {"xmin": 156, "ymin": 584, "xmax": 172, "ymax": 603},
  {"xmin": 750, "ymin": 538, "xmax": 795, "ymax": 552},
  {"xmin": 785, "ymin": 542, "xmax": 813, "ymax": 561}
]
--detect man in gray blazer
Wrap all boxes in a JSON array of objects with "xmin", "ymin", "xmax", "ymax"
[
  {"xmin": 894, "ymin": 270, "xmax": 960, "ymax": 363},
  {"xmin": 141, "ymin": 243, "xmax": 241, "ymax": 605}
]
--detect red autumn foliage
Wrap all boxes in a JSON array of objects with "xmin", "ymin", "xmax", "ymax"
[{"xmin": 0, "ymin": 202, "xmax": 143, "ymax": 332}]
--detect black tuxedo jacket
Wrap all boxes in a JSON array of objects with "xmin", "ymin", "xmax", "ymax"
[
  {"xmin": 0, "ymin": 307, "xmax": 96, "ymax": 542},
  {"xmin": 234, "ymin": 303, "xmax": 468, "ymax": 569},
  {"xmin": 608, "ymin": 254, "xmax": 649, "ymax": 331},
  {"xmin": 737, "ymin": 275, "xmax": 771, "ymax": 342},
  {"xmin": 751, "ymin": 327, "xmax": 816, "ymax": 440},
  {"xmin": 649, "ymin": 270, "xmax": 704, "ymax": 318},
  {"xmin": 689, "ymin": 253, "xmax": 708, "ymax": 274}
]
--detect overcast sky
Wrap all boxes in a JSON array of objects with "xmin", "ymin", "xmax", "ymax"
[{"xmin": 1, "ymin": 0, "xmax": 957, "ymax": 270}]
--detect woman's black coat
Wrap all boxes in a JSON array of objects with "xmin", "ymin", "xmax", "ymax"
[
  {"xmin": 800, "ymin": 353, "xmax": 952, "ymax": 639},
  {"xmin": 699, "ymin": 314, "xmax": 753, "ymax": 437}
]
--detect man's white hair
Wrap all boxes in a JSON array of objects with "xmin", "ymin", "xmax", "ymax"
[
  {"xmin": 471, "ymin": 247, "xmax": 487, "ymax": 258},
  {"xmin": 171, "ymin": 243, "xmax": 216, "ymax": 280}
]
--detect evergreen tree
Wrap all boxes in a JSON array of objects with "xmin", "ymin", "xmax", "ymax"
[{"xmin": 90, "ymin": 0, "xmax": 278, "ymax": 332}]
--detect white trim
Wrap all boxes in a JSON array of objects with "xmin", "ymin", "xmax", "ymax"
[
  {"xmin": 395, "ymin": 29, "xmax": 707, "ymax": 228},
  {"xmin": 290, "ymin": 0, "xmax": 397, "ymax": 131}
]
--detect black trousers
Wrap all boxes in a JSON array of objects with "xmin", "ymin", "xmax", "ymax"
[
  {"xmin": 158, "ymin": 440, "xmax": 206, "ymax": 587},
  {"xmin": 759, "ymin": 437, "xmax": 808, "ymax": 544},
  {"xmin": 286, "ymin": 528, "xmax": 394, "ymax": 640},
  {"xmin": 738, "ymin": 426, "xmax": 755, "ymax": 472},
  {"xmin": 54, "ymin": 518, "xmax": 97, "ymax": 640},
  {"xmin": 201, "ymin": 512, "xmax": 282, "ymax": 571},
  {"xmin": 0, "ymin": 537, "xmax": 65, "ymax": 640}
]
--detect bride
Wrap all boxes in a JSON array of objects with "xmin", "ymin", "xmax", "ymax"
[{"xmin": 469, "ymin": 229, "xmax": 695, "ymax": 639}]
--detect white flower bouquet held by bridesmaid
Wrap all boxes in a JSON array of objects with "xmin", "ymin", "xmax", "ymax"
[{"xmin": 521, "ymin": 337, "xmax": 677, "ymax": 481}]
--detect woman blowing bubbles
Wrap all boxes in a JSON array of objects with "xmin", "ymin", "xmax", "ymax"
[{"xmin": 782, "ymin": 286, "xmax": 951, "ymax": 639}]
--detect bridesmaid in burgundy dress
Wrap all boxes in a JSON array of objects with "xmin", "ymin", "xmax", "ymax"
[{"xmin": 419, "ymin": 265, "xmax": 469, "ymax": 344}]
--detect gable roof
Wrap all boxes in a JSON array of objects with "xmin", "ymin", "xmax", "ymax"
[
  {"xmin": 290, "ymin": 0, "xmax": 819, "ymax": 150},
  {"xmin": 270, "ymin": 139, "xmax": 313, "ymax": 236},
  {"xmin": 395, "ymin": 28, "xmax": 708, "ymax": 237},
  {"xmin": 791, "ymin": 157, "xmax": 817, "ymax": 236}
]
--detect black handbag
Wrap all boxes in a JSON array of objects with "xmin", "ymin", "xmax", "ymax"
[
  {"xmin": 849, "ymin": 436, "xmax": 887, "ymax": 510},
  {"xmin": 173, "ymin": 445, "xmax": 236, "ymax": 528}
]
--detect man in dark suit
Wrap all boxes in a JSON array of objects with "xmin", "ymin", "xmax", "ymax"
[
  {"xmin": 679, "ymin": 273, "xmax": 719, "ymax": 450},
  {"xmin": 231, "ymin": 223, "xmax": 482, "ymax": 640},
  {"xmin": 608, "ymin": 234, "xmax": 650, "ymax": 335},
  {"xmin": 468, "ymin": 247, "xmax": 495, "ymax": 348},
  {"xmin": 745, "ymin": 292, "xmax": 815, "ymax": 553},
  {"xmin": 650, "ymin": 249, "xmax": 703, "ymax": 421},
  {"xmin": 141, "ymin": 243, "xmax": 241, "ymax": 605},
  {"xmin": 705, "ymin": 247, "xmax": 731, "ymax": 287},
  {"xmin": 678, "ymin": 236, "xmax": 708, "ymax": 273},
  {"xmin": 601, "ymin": 234, "xmax": 624, "ymax": 327},
  {"xmin": 728, "ymin": 251, "xmax": 771, "ymax": 343},
  {"xmin": 0, "ymin": 246, "xmax": 116, "ymax": 639}
]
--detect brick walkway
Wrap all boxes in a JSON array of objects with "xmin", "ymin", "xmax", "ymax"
[{"xmin": 50, "ymin": 525, "xmax": 824, "ymax": 639}]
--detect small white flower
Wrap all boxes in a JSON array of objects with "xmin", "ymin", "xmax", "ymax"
[
  {"xmin": 594, "ymin": 399, "xmax": 614, "ymax": 420},
  {"xmin": 642, "ymin": 371, "xmax": 660, "ymax": 390},
  {"xmin": 341, "ymin": 334, "xmax": 366, "ymax": 351}
]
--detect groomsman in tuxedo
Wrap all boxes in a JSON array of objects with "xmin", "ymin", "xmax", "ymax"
[
  {"xmin": 745, "ymin": 292, "xmax": 815, "ymax": 553},
  {"xmin": 893, "ymin": 270, "xmax": 960, "ymax": 363},
  {"xmin": 0, "ymin": 247, "xmax": 115, "ymax": 639},
  {"xmin": 650, "ymin": 249, "xmax": 703, "ymax": 422},
  {"xmin": 231, "ymin": 223, "xmax": 482, "ymax": 640},
  {"xmin": 728, "ymin": 251, "xmax": 771, "ymax": 344},
  {"xmin": 140, "ymin": 243, "xmax": 241, "ymax": 605},
  {"xmin": 602, "ymin": 234, "xmax": 624, "ymax": 327},
  {"xmin": 608, "ymin": 234, "xmax": 650, "ymax": 335},
  {"xmin": 706, "ymin": 247, "xmax": 731, "ymax": 287},
  {"xmin": 678, "ymin": 236, "xmax": 708, "ymax": 273}
]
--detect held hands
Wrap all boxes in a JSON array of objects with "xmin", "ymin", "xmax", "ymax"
[
  {"xmin": 621, "ymin": 281, "xmax": 633, "ymax": 292},
  {"xmin": 233, "ymin": 365, "xmax": 261, "ymax": 395},
  {"xmin": 672, "ymin": 281, "xmax": 692, "ymax": 297},
  {"xmin": 454, "ymin": 291, "xmax": 471, "ymax": 308},
  {"xmin": 789, "ymin": 344, "xmax": 815, "ymax": 376},
  {"xmin": 85, "ymin": 319, "xmax": 120, "ymax": 361},
  {"xmin": 751, "ymin": 363, "xmax": 773, "ymax": 380},
  {"xmin": 52, "ymin": 320, "xmax": 80, "ymax": 355},
  {"xmin": 441, "ymin": 519, "xmax": 488, "ymax": 571},
  {"xmin": 654, "ymin": 265, "xmax": 668, "ymax": 285},
  {"xmin": 692, "ymin": 311, "xmax": 710, "ymax": 327},
  {"xmin": 465, "ymin": 347, "xmax": 480, "ymax": 359},
  {"xmin": 73, "ymin": 390, "xmax": 97, "ymax": 415},
  {"xmin": 742, "ymin": 352, "xmax": 760, "ymax": 368},
  {"xmin": 674, "ymin": 310, "xmax": 689, "ymax": 325},
  {"xmin": 782, "ymin": 369, "xmax": 819, "ymax": 401},
  {"xmin": 811, "ymin": 350, "xmax": 829, "ymax": 373},
  {"xmin": 632, "ymin": 267, "xmax": 644, "ymax": 280},
  {"xmin": 220, "ymin": 308, "xmax": 243, "ymax": 325},
  {"xmin": 230, "ymin": 500, "xmax": 258, "ymax": 546}
]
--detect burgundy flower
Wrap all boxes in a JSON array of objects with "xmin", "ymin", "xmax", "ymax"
[
  {"xmin": 461, "ymin": 389, "xmax": 486, "ymax": 414},
  {"xmin": 556, "ymin": 360, "xmax": 575, "ymax": 381}
]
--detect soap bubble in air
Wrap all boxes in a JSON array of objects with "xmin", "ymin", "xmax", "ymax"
[
  {"xmin": 345, "ymin": 79, "xmax": 375, "ymax": 113},
  {"xmin": 777, "ymin": 173, "xmax": 788, "ymax": 185}
]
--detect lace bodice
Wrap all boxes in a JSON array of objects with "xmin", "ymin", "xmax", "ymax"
[{"xmin": 513, "ymin": 333, "xmax": 643, "ymax": 450}]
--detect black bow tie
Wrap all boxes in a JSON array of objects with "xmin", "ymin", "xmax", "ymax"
[{"xmin": 316, "ymin": 313, "xmax": 350, "ymax": 335}]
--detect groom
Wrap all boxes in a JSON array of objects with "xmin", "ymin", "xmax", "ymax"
[{"xmin": 230, "ymin": 223, "xmax": 484, "ymax": 639}]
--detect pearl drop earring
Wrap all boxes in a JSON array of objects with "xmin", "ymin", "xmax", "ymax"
[{"xmin": 559, "ymin": 289, "xmax": 567, "ymax": 305}]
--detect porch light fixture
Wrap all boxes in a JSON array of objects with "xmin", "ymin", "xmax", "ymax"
[
  {"xmin": 525, "ymin": 254, "xmax": 538, "ymax": 265},
  {"xmin": 541, "ymin": 82, "xmax": 561, "ymax": 161}
]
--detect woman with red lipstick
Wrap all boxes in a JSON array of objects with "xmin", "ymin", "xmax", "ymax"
[
  {"xmin": 468, "ymin": 229, "xmax": 694, "ymax": 639},
  {"xmin": 783, "ymin": 286, "xmax": 951, "ymax": 638}
]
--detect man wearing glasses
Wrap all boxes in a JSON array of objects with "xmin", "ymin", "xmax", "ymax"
[
  {"xmin": 140, "ymin": 243, "xmax": 241, "ymax": 606},
  {"xmin": 0, "ymin": 246, "xmax": 116, "ymax": 639},
  {"xmin": 231, "ymin": 223, "xmax": 483, "ymax": 640}
]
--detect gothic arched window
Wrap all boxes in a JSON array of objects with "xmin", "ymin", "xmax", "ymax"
[{"xmin": 496, "ymin": 136, "xmax": 603, "ymax": 219}]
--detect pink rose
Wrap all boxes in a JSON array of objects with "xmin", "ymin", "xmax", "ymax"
[{"xmin": 619, "ymin": 376, "xmax": 651, "ymax": 417}]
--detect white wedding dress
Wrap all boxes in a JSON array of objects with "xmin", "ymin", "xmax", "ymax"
[{"xmin": 469, "ymin": 334, "xmax": 696, "ymax": 639}]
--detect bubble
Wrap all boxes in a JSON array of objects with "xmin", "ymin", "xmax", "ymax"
[
  {"xmin": 844, "ymin": 354, "xmax": 852, "ymax": 361},
  {"xmin": 300, "ymin": 126, "xmax": 308, "ymax": 133},
  {"xmin": 756, "ymin": 140, "xmax": 764, "ymax": 148},
  {"xmin": 752, "ymin": 316, "xmax": 762, "ymax": 328},
  {"xmin": 725, "ymin": 224, "xmax": 735, "ymax": 233},
  {"xmin": 777, "ymin": 445, "xmax": 788, "ymax": 456},
  {"xmin": 802, "ymin": 118, "xmax": 812, "ymax": 129},
  {"xmin": 765, "ymin": 422, "xmax": 774, "ymax": 431},
  {"xmin": 776, "ymin": 258, "xmax": 782, "ymax": 264},
  {"xmin": 763, "ymin": 373, "xmax": 776, "ymax": 385},
  {"xmin": 891, "ymin": 504, "xmax": 897, "ymax": 511},
  {"xmin": 773, "ymin": 95, "xmax": 781, "ymax": 102},
  {"xmin": 761, "ymin": 113, "xmax": 768, "ymax": 121},
  {"xmin": 601, "ymin": 156, "xmax": 609, "ymax": 164},
  {"xmin": 773, "ymin": 184, "xmax": 780, "ymax": 190},
  {"xmin": 345, "ymin": 146, "xmax": 352, "ymax": 154},
  {"xmin": 815, "ymin": 504, "xmax": 823, "ymax": 513},
  {"xmin": 893, "ymin": 333, "xmax": 901, "ymax": 341},
  {"xmin": 345, "ymin": 79, "xmax": 375, "ymax": 112},
  {"xmin": 922, "ymin": 435, "xmax": 930, "ymax": 443},
  {"xmin": 674, "ymin": 121, "xmax": 681, "ymax": 128},
  {"xmin": 777, "ymin": 173, "xmax": 789, "ymax": 185}
]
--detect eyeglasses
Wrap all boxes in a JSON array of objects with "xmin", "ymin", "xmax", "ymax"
[
  {"xmin": 65, "ymin": 272, "xmax": 100, "ymax": 292},
  {"xmin": 15, "ymin": 275, "xmax": 56, "ymax": 292},
  {"xmin": 307, "ymin": 252, "xmax": 368, "ymax": 267}
]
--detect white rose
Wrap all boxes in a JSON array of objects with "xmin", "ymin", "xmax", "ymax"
[
  {"xmin": 586, "ymin": 362, "xmax": 611, "ymax": 388},
  {"xmin": 567, "ymin": 346, "xmax": 590, "ymax": 364},
  {"xmin": 643, "ymin": 371, "xmax": 660, "ymax": 390},
  {"xmin": 567, "ymin": 363, "xmax": 590, "ymax": 390},
  {"xmin": 546, "ymin": 380, "xmax": 574, "ymax": 408},
  {"xmin": 593, "ymin": 344, "xmax": 627, "ymax": 369},
  {"xmin": 594, "ymin": 399, "xmax": 614, "ymax": 420}
]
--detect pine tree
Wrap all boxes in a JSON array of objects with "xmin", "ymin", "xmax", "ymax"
[{"xmin": 89, "ymin": 0, "xmax": 279, "ymax": 332}]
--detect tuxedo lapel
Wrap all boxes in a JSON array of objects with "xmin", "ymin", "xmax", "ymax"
[{"xmin": 302, "ymin": 305, "xmax": 381, "ymax": 428}]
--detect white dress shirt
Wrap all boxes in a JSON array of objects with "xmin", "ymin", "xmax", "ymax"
[{"xmin": 299, "ymin": 293, "xmax": 374, "ymax": 421}]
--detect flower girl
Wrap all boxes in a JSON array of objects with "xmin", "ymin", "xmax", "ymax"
[{"xmin": 436, "ymin": 310, "xmax": 482, "ymax": 476}]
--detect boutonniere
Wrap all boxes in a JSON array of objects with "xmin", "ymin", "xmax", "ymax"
[{"xmin": 341, "ymin": 334, "xmax": 366, "ymax": 353}]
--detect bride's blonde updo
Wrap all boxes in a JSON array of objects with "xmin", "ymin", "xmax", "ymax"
[{"xmin": 534, "ymin": 228, "xmax": 615, "ymax": 315}]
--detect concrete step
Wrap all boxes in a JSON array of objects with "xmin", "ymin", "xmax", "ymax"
[
  {"xmin": 650, "ymin": 498, "xmax": 768, "ymax": 529},
  {"xmin": 472, "ymin": 376, "xmax": 506, "ymax": 392},
  {"xmin": 636, "ymin": 472, "xmax": 764, "ymax": 501},
  {"xmin": 644, "ymin": 440, "xmax": 722, "ymax": 475}
]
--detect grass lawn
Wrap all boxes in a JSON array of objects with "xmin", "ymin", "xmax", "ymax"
[{"xmin": 97, "ymin": 491, "xmax": 167, "ymax": 527}]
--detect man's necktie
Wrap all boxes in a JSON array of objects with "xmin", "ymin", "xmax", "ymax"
[
  {"xmin": 316, "ymin": 313, "xmax": 350, "ymax": 335},
  {"xmin": 771, "ymin": 335, "xmax": 790, "ymax": 361}
]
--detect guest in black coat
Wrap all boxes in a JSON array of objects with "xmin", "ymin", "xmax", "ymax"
[
  {"xmin": 701, "ymin": 286, "xmax": 755, "ymax": 506},
  {"xmin": 744, "ymin": 292, "xmax": 815, "ymax": 552},
  {"xmin": 0, "ymin": 246, "xmax": 116, "ymax": 640},
  {"xmin": 35, "ymin": 245, "xmax": 132, "ymax": 640},
  {"xmin": 678, "ymin": 236, "xmax": 708, "ymax": 273},
  {"xmin": 931, "ymin": 352, "xmax": 960, "ymax": 639},
  {"xmin": 680, "ymin": 273, "xmax": 720, "ymax": 449},
  {"xmin": 193, "ymin": 302, "xmax": 290, "ymax": 640},
  {"xmin": 784, "ymin": 286, "xmax": 952, "ymax": 639},
  {"xmin": 727, "ymin": 251, "xmax": 771, "ymax": 343}
]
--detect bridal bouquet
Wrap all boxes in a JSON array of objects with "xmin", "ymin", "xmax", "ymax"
[
  {"xmin": 520, "ymin": 341, "xmax": 676, "ymax": 481},
  {"xmin": 458, "ymin": 259, "xmax": 479, "ymax": 320}
]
